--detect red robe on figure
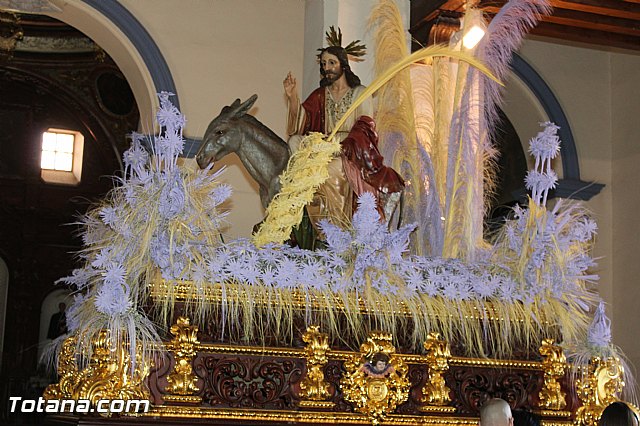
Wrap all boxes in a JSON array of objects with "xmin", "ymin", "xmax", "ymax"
[{"xmin": 300, "ymin": 88, "xmax": 404, "ymax": 218}]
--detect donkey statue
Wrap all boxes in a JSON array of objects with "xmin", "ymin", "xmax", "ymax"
[
  {"xmin": 196, "ymin": 95, "xmax": 403, "ymax": 235},
  {"xmin": 196, "ymin": 94, "xmax": 290, "ymax": 209}
]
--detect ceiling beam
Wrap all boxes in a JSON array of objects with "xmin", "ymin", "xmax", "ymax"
[
  {"xmin": 532, "ymin": 21, "xmax": 640, "ymax": 51},
  {"xmin": 551, "ymin": 0, "xmax": 640, "ymax": 19},
  {"xmin": 411, "ymin": 0, "xmax": 640, "ymax": 52},
  {"xmin": 482, "ymin": 6, "xmax": 640, "ymax": 37}
]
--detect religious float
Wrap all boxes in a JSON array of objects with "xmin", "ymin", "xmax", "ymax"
[{"xmin": 42, "ymin": 0, "xmax": 637, "ymax": 425}]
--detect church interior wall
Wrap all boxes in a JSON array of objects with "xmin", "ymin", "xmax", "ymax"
[
  {"xmin": 118, "ymin": 0, "xmax": 306, "ymax": 238},
  {"xmin": 611, "ymin": 51, "xmax": 640, "ymax": 372},
  {"xmin": 509, "ymin": 38, "xmax": 640, "ymax": 370},
  {"xmin": 509, "ymin": 38, "xmax": 613, "ymax": 305},
  {"xmin": 502, "ymin": 72, "xmax": 550, "ymax": 173}
]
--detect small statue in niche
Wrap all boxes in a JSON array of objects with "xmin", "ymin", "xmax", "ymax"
[{"xmin": 361, "ymin": 352, "xmax": 395, "ymax": 379}]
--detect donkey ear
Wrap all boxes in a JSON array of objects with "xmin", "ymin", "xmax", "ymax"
[
  {"xmin": 221, "ymin": 98, "xmax": 242, "ymax": 115},
  {"xmin": 235, "ymin": 94, "xmax": 258, "ymax": 117}
]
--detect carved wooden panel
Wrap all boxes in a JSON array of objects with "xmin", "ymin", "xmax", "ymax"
[
  {"xmin": 397, "ymin": 363, "xmax": 430, "ymax": 414},
  {"xmin": 194, "ymin": 355, "xmax": 304, "ymax": 410},
  {"xmin": 322, "ymin": 359, "xmax": 351, "ymax": 412},
  {"xmin": 448, "ymin": 366, "xmax": 542, "ymax": 414}
]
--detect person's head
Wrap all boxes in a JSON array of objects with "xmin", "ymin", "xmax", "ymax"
[
  {"xmin": 512, "ymin": 409, "xmax": 540, "ymax": 426},
  {"xmin": 479, "ymin": 398, "xmax": 514, "ymax": 426},
  {"xmin": 58, "ymin": 302, "xmax": 66, "ymax": 312},
  {"xmin": 371, "ymin": 353, "xmax": 389, "ymax": 373},
  {"xmin": 599, "ymin": 401, "xmax": 639, "ymax": 426},
  {"xmin": 319, "ymin": 46, "xmax": 361, "ymax": 88}
]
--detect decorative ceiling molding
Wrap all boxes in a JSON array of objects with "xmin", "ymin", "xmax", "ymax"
[
  {"xmin": 0, "ymin": 11, "xmax": 22, "ymax": 57},
  {"xmin": 0, "ymin": 0, "xmax": 61, "ymax": 14},
  {"xmin": 16, "ymin": 35, "xmax": 95, "ymax": 53}
]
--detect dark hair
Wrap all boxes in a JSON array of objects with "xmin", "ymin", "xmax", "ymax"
[
  {"xmin": 512, "ymin": 409, "xmax": 541, "ymax": 426},
  {"xmin": 599, "ymin": 402, "xmax": 639, "ymax": 426},
  {"xmin": 371, "ymin": 353, "xmax": 389, "ymax": 364},
  {"xmin": 318, "ymin": 46, "xmax": 361, "ymax": 88}
]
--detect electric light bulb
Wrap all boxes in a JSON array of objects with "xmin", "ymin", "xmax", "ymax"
[{"xmin": 462, "ymin": 25, "xmax": 485, "ymax": 49}]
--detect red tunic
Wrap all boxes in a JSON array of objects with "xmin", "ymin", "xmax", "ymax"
[
  {"xmin": 301, "ymin": 87, "xmax": 326, "ymax": 134},
  {"xmin": 300, "ymin": 88, "xmax": 404, "ymax": 218}
]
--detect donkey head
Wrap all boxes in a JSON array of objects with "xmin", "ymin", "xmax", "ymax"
[{"xmin": 196, "ymin": 94, "xmax": 258, "ymax": 169}]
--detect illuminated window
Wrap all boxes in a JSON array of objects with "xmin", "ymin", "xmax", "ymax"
[{"xmin": 40, "ymin": 129, "xmax": 84, "ymax": 185}]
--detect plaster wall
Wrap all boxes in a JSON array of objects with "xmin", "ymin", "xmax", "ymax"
[
  {"xmin": 611, "ymin": 52, "xmax": 640, "ymax": 372},
  {"xmin": 511, "ymin": 39, "xmax": 640, "ymax": 370},
  {"xmin": 502, "ymin": 73, "xmax": 549, "ymax": 172},
  {"xmin": 512, "ymin": 40, "xmax": 612, "ymax": 309},
  {"xmin": 119, "ymin": 0, "xmax": 306, "ymax": 238},
  {"xmin": 302, "ymin": 0, "xmax": 332, "ymax": 100}
]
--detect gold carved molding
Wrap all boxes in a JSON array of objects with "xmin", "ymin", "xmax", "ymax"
[
  {"xmin": 0, "ymin": 11, "xmax": 23, "ymax": 59},
  {"xmin": 150, "ymin": 280, "xmax": 550, "ymax": 325},
  {"xmin": 42, "ymin": 335, "xmax": 79, "ymax": 401},
  {"xmin": 421, "ymin": 332, "xmax": 455, "ymax": 411},
  {"xmin": 341, "ymin": 331, "xmax": 410, "ymax": 425},
  {"xmin": 298, "ymin": 325, "xmax": 334, "ymax": 408},
  {"xmin": 538, "ymin": 339, "xmax": 567, "ymax": 411},
  {"xmin": 194, "ymin": 342, "xmax": 544, "ymax": 371},
  {"xmin": 575, "ymin": 357, "xmax": 625, "ymax": 426},
  {"xmin": 164, "ymin": 316, "xmax": 202, "ymax": 404},
  {"xmin": 43, "ymin": 330, "xmax": 150, "ymax": 415}
]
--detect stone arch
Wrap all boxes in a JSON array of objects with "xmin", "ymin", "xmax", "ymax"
[
  {"xmin": 37, "ymin": 289, "xmax": 73, "ymax": 361},
  {"xmin": 511, "ymin": 53, "xmax": 604, "ymax": 200},
  {"xmin": 45, "ymin": 1, "xmax": 179, "ymax": 128}
]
